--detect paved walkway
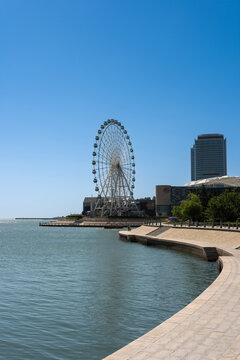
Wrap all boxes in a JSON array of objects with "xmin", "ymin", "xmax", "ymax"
[
  {"xmin": 157, "ymin": 227, "xmax": 240, "ymax": 249},
  {"xmin": 104, "ymin": 226, "xmax": 240, "ymax": 360}
]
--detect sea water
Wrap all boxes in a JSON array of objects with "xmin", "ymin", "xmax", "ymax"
[{"xmin": 0, "ymin": 220, "xmax": 218, "ymax": 359}]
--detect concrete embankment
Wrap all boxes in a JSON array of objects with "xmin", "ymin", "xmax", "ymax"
[
  {"xmin": 104, "ymin": 225, "xmax": 240, "ymax": 360},
  {"xmin": 39, "ymin": 219, "xmax": 146, "ymax": 229},
  {"xmin": 119, "ymin": 225, "xmax": 240, "ymax": 261}
]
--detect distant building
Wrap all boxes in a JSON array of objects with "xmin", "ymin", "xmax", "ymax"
[
  {"xmin": 83, "ymin": 196, "xmax": 155, "ymax": 216},
  {"xmin": 156, "ymin": 176, "xmax": 240, "ymax": 216},
  {"xmin": 83, "ymin": 197, "xmax": 98, "ymax": 214},
  {"xmin": 135, "ymin": 197, "xmax": 155, "ymax": 216},
  {"xmin": 191, "ymin": 134, "xmax": 227, "ymax": 181}
]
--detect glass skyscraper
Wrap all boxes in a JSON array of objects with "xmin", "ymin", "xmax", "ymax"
[{"xmin": 191, "ymin": 134, "xmax": 227, "ymax": 181}]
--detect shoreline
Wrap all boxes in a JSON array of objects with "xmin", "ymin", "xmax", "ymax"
[
  {"xmin": 104, "ymin": 225, "xmax": 240, "ymax": 359},
  {"xmin": 39, "ymin": 218, "xmax": 146, "ymax": 229},
  {"xmin": 16, "ymin": 218, "xmax": 58, "ymax": 220}
]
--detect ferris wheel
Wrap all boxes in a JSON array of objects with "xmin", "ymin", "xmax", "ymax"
[{"xmin": 92, "ymin": 119, "xmax": 137, "ymax": 216}]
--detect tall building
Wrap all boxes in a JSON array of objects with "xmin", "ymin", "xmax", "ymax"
[{"xmin": 191, "ymin": 134, "xmax": 227, "ymax": 181}]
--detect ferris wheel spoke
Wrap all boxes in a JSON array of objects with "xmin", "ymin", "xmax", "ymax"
[
  {"xmin": 97, "ymin": 162, "xmax": 112, "ymax": 169},
  {"xmin": 121, "ymin": 164, "xmax": 132, "ymax": 169},
  {"xmin": 120, "ymin": 168, "xmax": 132, "ymax": 191},
  {"xmin": 102, "ymin": 147, "xmax": 118, "ymax": 164},
  {"xmin": 119, "ymin": 172, "xmax": 127, "ymax": 202},
  {"xmin": 99, "ymin": 165, "xmax": 111, "ymax": 177},
  {"xmin": 98, "ymin": 147, "xmax": 115, "ymax": 163},
  {"xmin": 115, "ymin": 133, "xmax": 128, "ymax": 158},
  {"xmin": 104, "ymin": 175, "xmax": 112, "ymax": 197},
  {"xmin": 99, "ymin": 172, "xmax": 111, "ymax": 184},
  {"xmin": 97, "ymin": 159, "xmax": 111, "ymax": 165},
  {"xmin": 99, "ymin": 134, "xmax": 116, "ymax": 161},
  {"xmin": 99, "ymin": 170, "xmax": 112, "ymax": 198},
  {"xmin": 105, "ymin": 126, "xmax": 118, "ymax": 151},
  {"xmin": 100, "ymin": 135, "xmax": 114, "ymax": 154},
  {"xmin": 121, "ymin": 169, "xmax": 131, "ymax": 179},
  {"xmin": 121, "ymin": 174, "xmax": 131, "ymax": 190},
  {"xmin": 99, "ymin": 145, "xmax": 113, "ymax": 163},
  {"xmin": 121, "ymin": 163, "xmax": 132, "ymax": 171},
  {"xmin": 98, "ymin": 154, "xmax": 113, "ymax": 163},
  {"xmin": 100, "ymin": 155, "xmax": 113, "ymax": 166},
  {"xmin": 121, "ymin": 169, "xmax": 132, "ymax": 174},
  {"xmin": 98, "ymin": 165, "xmax": 112, "ymax": 172}
]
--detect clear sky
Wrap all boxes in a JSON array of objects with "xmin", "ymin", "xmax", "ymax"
[{"xmin": 1, "ymin": 0, "xmax": 240, "ymax": 218}]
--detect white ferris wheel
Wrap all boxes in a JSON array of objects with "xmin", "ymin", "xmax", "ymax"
[{"xmin": 92, "ymin": 119, "xmax": 137, "ymax": 216}]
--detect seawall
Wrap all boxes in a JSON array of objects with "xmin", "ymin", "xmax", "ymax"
[
  {"xmin": 104, "ymin": 225, "xmax": 240, "ymax": 360},
  {"xmin": 39, "ymin": 218, "xmax": 145, "ymax": 229}
]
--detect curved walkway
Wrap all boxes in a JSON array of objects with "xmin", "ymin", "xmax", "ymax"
[{"xmin": 104, "ymin": 226, "xmax": 240, "ymax": 360}]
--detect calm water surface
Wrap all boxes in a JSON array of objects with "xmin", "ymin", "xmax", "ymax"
[{"xmin": 0, "ymin": 220, "xmax": 218, "ymax": 360}]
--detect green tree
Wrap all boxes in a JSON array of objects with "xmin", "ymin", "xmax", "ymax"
[
  {"xmin": 205, "ymin": 196, "xmax": 223, "ymax": 221},
  {"xmin": 173, "ymin": 193, "xmax": 202, "ymax": 221},
  {"xmin": 196, "ymin": 185, "xmax": 212, "ymax": 212},
  {"xmin": 206, "ymin": 189, "xmax": 240, "ymax": 221},
  {"xmin": 172, "ymin": 205, "xmax": 183, "ymax": 219}
]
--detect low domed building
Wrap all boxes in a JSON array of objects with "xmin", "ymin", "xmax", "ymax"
[
  {"xmin": 185, "ymin": 176, "xmax": 240, "ymax": 188},
  {"xmin": 156, "ymin": 176, "xmax": 240, "ymax": 216}
]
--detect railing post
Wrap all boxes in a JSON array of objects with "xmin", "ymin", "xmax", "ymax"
[
  {"xmin": 228, "ymin": 221, "xmax": 230, "ymax": 229},
  {"xmin": 212, "ymin": 220, "xmax": 214, "ymax": 228},
  {"xmin": 220, "ymin": 220, "xmax": 222, "ymax": 229},
  {"xmin": 236, "ymin": 220, "xmax": 238, "ymax": 230}
]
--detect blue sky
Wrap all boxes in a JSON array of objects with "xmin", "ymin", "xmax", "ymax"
[{"xmin": 1, "ymin": 0, "xmax": 240, "ymax": 217}]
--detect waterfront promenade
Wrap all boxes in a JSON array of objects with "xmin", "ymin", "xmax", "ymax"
[{"xmin": 104, "ymin": 225, "xmax": 240, "ymax": 360}]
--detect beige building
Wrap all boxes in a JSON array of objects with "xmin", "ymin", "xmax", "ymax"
[{"xmin": 155, "ymin": 185, "xmax": 172, "ymax": 216}]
